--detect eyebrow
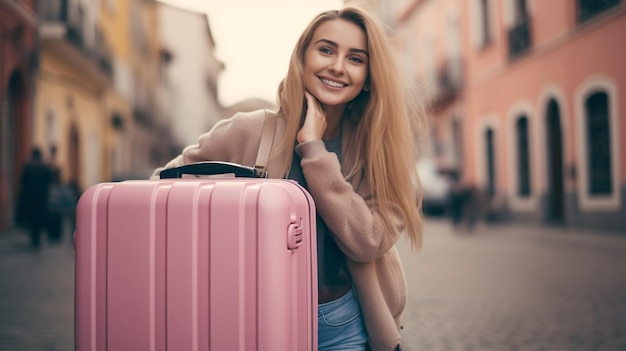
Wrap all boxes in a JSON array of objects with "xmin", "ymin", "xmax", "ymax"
[{"xmin": 315, "ymin": 38, "xmax": 369, "ymax": 57}]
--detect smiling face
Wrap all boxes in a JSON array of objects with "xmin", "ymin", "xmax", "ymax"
[{"xmin": 302, "ymin": 18, "xmax": 369, "ymax": 110}]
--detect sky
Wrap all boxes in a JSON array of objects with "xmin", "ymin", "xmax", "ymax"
[{"xmin": 157, "ymin": 0, "xmax": 344, "ymax": 107}]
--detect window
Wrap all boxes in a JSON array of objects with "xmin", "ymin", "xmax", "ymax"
[
  {"xmin": 46, "ymin": 108, "xmax": 59, "ymax": 150},
  {"xmin": 513, "ymin": 0, "xmax": 528, "ymax": 22},
  {"xmin": 578, "ymin": 0, "xmax": 620, "ymax": 23},
  {"xmin": 486, "ymin": 128, "xmax": 496, "ymax": 198},
  {"xmin": 545, "ymin": 99, "xmax": 564, "ymax": 221},
  {"xmin": 446, "ymin": 12, "xmax": 463, "ymax": 87},
  {"xmin": 516, "ymin": 117, "xmax": 531, "ymax": 196},
  {"xmin": 480, "ymin": 0, "xmax": 491, "ymax": 45},
  {"xmin": 472, "ymin": 0, "xmax": 493, "ymax": 49},
  {"xmin": 506, "ymin": 102, "xmax": 537, "ymax": 211},
  {"xmin": 508, "ymin": 0, "xmax": 532, "ymax": 58},
  {"xmin": 574, "ymin": 77, "xmax": 620, "ymax": 211},
  {"xmin": 585, "ymin": 92, "xmax": 612, "ymax": 195},
  {"xmin": 452, "ymin": 118, "xmax": 463, "ymax": 170}
]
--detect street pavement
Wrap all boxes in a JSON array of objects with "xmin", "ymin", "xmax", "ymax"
[
  {"xmin": 0, "ymin": 228, "xmax": 74, "ymax": 351},
  {"xmin": 398, "ymin": 218, "xmax": 626, "ymax": 351},
  {"xmin": 0, "ymin": 219, "xmax": 625, "ymax": 350}
]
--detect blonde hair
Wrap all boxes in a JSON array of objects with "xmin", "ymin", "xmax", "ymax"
[{"xmin": 276, "ymin": 5, "xmax": 424, "ymax": 250}]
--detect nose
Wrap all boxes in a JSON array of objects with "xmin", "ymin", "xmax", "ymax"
[{"xmin": 328, "ymin": 57, "xmax": 345, "ymax": 75}]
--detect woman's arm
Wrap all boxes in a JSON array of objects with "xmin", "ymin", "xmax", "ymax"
[
  {"xmin": 296, "ymin": 140, "xmax": 407, "ymax": 263},
  {"xmin": 150, "ymin": 111, "xmax": 267, "ymax": 179}
]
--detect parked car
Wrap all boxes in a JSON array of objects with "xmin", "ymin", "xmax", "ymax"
[{"xmin": 416, "ymin": 158, "xmax": 451, "ymax": 216}]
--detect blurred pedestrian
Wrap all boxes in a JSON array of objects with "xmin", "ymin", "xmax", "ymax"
[
  {"xmin": 46, "ymin": 171, "xmax": 64, "ymax": 243},
  {"xmin": 448, "ymin": 170, "xmax": 467, "ymax": 228},
  {"xmin": 455, "ymin": 180, "xmax": 489, "ymax": 232},
  {"xmin": 64, "ymin": 180, "xmax": 81, "ymax": 234},
  {"xmin": 46, "ymin": 145, "xmax": 80, "ymax": 243},
  {"xmin": 48, "ymin": 145, "xmax": 61, "ymax": 180},
  {"xmin": 46, "ymin": 145, "xmax": 63, "ymax": 243},
  {"xmin": 152, "ymin": 5, "xmax": 425, "ymax": 350},
  {"xmin": 16, "ymin": 147, "xmax": 53, "ymax": 248}
]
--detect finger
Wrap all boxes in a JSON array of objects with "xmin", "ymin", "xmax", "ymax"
[
  {"xmin": 299, "ymin": 92, "xmax": 327, "ymax": 143},
  {"xmin": 304, "ymin": 91, "xmax": 316, "ymax": 109},
  {"xmin": 304, "ymin": 91, "xmax": 323, "ymax": 116}
]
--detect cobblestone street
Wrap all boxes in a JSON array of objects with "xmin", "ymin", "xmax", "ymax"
[
  {"xmin": 1, "ymin": 219, "xmax": 625, "ymax": 350},
  {"xmin": 398, "ymin": 219, "xmax": 626, "ymax": 351},
  {"xmin": 0, "ymin": 229, "xmax": 74, "ymax": 351}
]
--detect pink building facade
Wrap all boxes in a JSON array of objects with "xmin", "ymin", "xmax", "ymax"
[
  {"xmin": 391, "ymin": 0, "xmax": 625, "ymax": 231},
  {"xmin": 0, "ymin": 0, "xmax": 38, "ymax": 231}
]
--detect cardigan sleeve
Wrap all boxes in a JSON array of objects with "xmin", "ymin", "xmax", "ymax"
[
  {"xmin": 295, "ymin": 140, "xmax": 407, "ymax": 263},
  {"xmin": 150, "ymin": 110, "xmax": 266, "ymax": 179}
]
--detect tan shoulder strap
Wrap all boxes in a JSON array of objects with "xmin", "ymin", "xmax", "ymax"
[{"xmin": 254, "ymin": 109, "xmax": 277, "ymax": 177}]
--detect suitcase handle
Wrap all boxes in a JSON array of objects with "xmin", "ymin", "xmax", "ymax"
[{"xmin": 159, "ymin": 161, "xmax": 259, "ymax": 179}]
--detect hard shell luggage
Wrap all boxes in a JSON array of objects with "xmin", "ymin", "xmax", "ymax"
[{"xmin": 74, "ymin": 162, "xmax": 318, "ymax": 351}]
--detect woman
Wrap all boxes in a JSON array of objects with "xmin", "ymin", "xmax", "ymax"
[{"xmin": 152, "ymin": 5, "xmax": 424, "ymax": 350}]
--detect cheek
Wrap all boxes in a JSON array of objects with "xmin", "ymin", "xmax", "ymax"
[
  {"xmin": 303, "ymin": 58, "xmax": 320, "ymax": 82},
  {"xmin": 303, "ymin": 51, "xmax": 322, "ymax": 72},
  {"xmin": 352, "ymin": 68, "xmax": 369, "ymax": 90},
  {"xmin": 303, "ymin": 69, "xmax": 317, "ymax": 89}
]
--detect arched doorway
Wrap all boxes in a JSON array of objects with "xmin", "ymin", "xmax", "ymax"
[
  {"xmin": 0, "ymin": 71, "xmax": 25, "ymax": 229},
  {"xmin": 545, "ymin": 99, "xmax": 564, "ymax": 223}
]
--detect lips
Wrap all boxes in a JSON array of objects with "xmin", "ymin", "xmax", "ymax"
[{"xmin": 319, "ymin": 77, "xmax": 347, "ymax": 88}]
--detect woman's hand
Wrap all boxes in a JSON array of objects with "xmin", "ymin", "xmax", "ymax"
[{"xmin": 297, "ymin": 91, "xmax": 327, "ymax": 144}]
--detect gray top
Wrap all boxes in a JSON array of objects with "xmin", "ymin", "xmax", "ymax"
[{"xmin": 288, "ymin": 135, "xmax": 351, "ymax": 301}]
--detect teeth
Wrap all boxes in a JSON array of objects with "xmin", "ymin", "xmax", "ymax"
[{"xmin": 321, "ymin": 78, "xmax": 345, "ymax": 88}]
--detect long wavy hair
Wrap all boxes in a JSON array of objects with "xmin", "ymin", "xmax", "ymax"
[{"xmin": 275, "ymin": 5, "xmax": 424, "ymax": 250}]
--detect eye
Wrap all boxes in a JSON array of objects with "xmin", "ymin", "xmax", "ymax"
[
  {"xmin": 318, "ymin": 46, "xmax": 333, "ymax": 55},
  {"xmin": 349, "ymin": 56, "xmax": 365, "ymax": 64}
]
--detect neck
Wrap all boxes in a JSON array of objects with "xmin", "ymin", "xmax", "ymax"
[{"xmin": 322, "ymin": 104, "xmax": 345, "ymax": 140}]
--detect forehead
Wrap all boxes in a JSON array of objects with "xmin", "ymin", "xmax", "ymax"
[{"xmin": 311, "ymin": 18, "xmax": 367, "ymax": 51}]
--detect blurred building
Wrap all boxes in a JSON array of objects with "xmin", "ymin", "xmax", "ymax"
[
  {"xmin": 34, "ymin": 0, "xmax": 177, "ymax": 192},
  {"xmin": 98, "ymin": 0, "xmax": 135, "ymax": 180},
  {"xmin": 125, "ymin": 0, "xmax": 176, "ymax": 174},
  {"xmin": 36, "ymin": 0, "xmax": 115, "ymax": 191},
  {"xmin": 157, "ymin": 2, "xmax": 224, "ymax": 146},
  {"xmin": 99, "ymin": 0, "xmax": 177, "ymax": 180},
  {"xmin": 387, "ymin": 0, "xmax": 625, "ymax": 232},
  {"xmin": 0, "ymin": 0, "xmax": 38, "ymax": 231}
]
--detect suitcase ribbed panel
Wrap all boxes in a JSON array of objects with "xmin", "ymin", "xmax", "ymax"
[
  {"xmin": 75, "ymin": 179, "xmax": 317, "ymax": 351},
  {"xmin": 107, "ymin": 183, "xmax": 169, "ymax": 351},
  {"xmin": 166, "ymin": 182, "xmax": 207, "ymax": 351},
  {"xmin": 75, "ymin": 184, "xmax": 113, "ymax": 351}
]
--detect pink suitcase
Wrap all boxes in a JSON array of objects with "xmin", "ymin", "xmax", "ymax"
[{"xmin": 74, "ymin": 162, "xmax": 318, "ymax": 351}]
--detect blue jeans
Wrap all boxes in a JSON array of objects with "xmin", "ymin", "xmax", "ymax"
[{"xmin": 318, "ymin": 288, "xmax": 368, "ymax": 351}]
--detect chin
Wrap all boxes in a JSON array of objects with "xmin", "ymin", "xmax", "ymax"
[
  {"xmin": 321, "ymin": 101, "xmax": 349, "ymax": 109},
  {"xmin": 316, "ymin": 94, "xmax": 354, "ymax": 107}
]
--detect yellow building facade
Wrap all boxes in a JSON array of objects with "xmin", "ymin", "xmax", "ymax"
[
  {"xmin": 98, "ymin": 0, "xmax": 135, "ymax": 180},
  {"xmin": 36, "ymin": 0, "xmax": 115, "ymax": 190},
  {"xmin": 34, "ymin": 53, "xmax": 111, "ymax": 189},
  {"xmin": 99, "ymin": 0, "xmax": 176, "ymax": 178},
  {"xmin": 34, "ymin": 0, "xmax": 174, "ymax": 192}
]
